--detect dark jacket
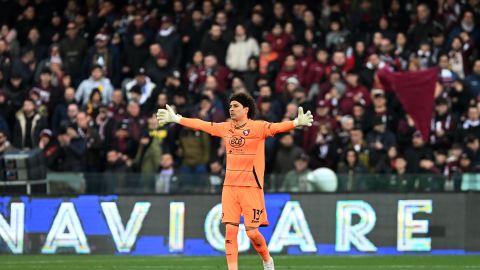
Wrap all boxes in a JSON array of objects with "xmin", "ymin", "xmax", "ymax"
[
  {"xmin": 59, "ymin": 35, "xmax": 88, "ymax": 81},
  {"xmin": 12, "ymin": 110, "xmax": 47, "ymax": 149}
]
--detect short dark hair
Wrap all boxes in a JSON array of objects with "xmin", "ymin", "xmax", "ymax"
[{"xmin": 229, "ymin": 92, "xmax": 256, "ymax": 119}]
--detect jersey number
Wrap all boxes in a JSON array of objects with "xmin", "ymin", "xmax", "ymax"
[{"xmin": 252, "ymin": 209, "xmax": 263, "ymax": 221}]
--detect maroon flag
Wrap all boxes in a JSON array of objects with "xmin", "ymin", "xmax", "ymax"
[{"xmin": 378, "ymin": 68, "xmax": 439, "ymax": 142}]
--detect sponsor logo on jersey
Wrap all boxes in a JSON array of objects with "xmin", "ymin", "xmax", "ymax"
[{"xmin": 229, "ymin": 136, "xmax": 245, "ymax": 148}]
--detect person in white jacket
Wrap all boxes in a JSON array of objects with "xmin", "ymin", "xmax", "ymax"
[
  {"xmin": 124, "ymin": 67, "xmax": 157, "ymax": 105},
  {"xmin": 75, "ymin": 65, "xmax": 114, "ymax": 106},
  {"xmin": 226, "ymin": 24, "xmax": 259, "ymax": 72}
]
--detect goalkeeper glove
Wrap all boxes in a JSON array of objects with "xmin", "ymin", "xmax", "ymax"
[
  {"xmin": 293, "ymin": 107, "xmax": 314, "ymax": 127},
  {"xmin": 156, "ymin": 104, "xmax": 182, "ymax": 125}
]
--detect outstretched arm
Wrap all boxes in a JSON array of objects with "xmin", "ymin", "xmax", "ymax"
[
  {"xmin": 264, "ymin": 107, "xmax": 314, "ymax": 137},
  {"xmin": 156, "ymin": 105, "xmax": 223, "ymax": 136}
]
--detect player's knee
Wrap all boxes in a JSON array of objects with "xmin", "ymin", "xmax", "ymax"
[
  {"xmin": 246, "ymin": 228, "xmax": 259, "ymax": 239},
  {"xmin": 225, "ymin": 224, "xmax": 239, "ymax": 242}
]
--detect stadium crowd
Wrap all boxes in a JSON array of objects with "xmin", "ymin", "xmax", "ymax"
[{"xmin": 0, "ymin": 0, "xmax": 479, "ymax": 192}]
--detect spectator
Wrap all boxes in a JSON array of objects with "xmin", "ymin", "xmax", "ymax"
[
  {"xmin": 155, "ymin": 153, "xmax": 175, "ymax": 193},
  {"xmin": 133, "ymin": 115, "xmax": 163, "ymax": 174},
  {"xmin": 0, "ymin": 130, "xmax": 16, "ymax": 154},
  {"xmin": 264, "ymin": 23, "xmax": 293, "ymax": 63},
  {"xmin": 34, "ymin": 44, "xmax": 64, "ymax": 87},
  {"xmin": 387, "ymin": 155, "xmax": 411, "ymax": 191},
  {"xmin": 366, "ymin": 116, "xmax": 397, "ymax": 171},
  {"xmin": 12, "ymin": 98, "xmax": 47, "ymax": 149},
  {"xmin": 155, "ymin": 15, "xmax": 182, "ymax": 69},
  {"xmin": 59, "ymin": 21, "xmax": 87, "ymax": 82},
  {"xmin": 215, "ymin": 10, "xmax": 234, "ymax": 42},
  {"xmin": 448, "ymin": 36, "xmax": 471, "ymax": 79},
  {"xmin": 3, "ymin": 72, "xmax": 29, "ymax": 119},
  {"xmin": 176, "ymin": 125, "xmax": 210, "ymax": 174},
  {"xmin": 404, "ymin": 130, "xmax": 435, "ymax": 174},
  {"xmin": 11, "ymin": 49, "xmax": 36, "ymax": 84},
  {"xmin": 366, "ymin": 88, "xmax": 395, "ymax": 131},
  {"xmin": 429, "ymin": 97, "xmax": 457, "ymax": 150},
  {"xmin": 462, "ymin": 105, "xmax": 480, "ymax": 138},
  {"xmin": 245, "ymin": 11, "xmax": 267, "ymax": 43},
  {"xmin": 0, "ymin": 39, "xmax": 12, "ymax": 78},
  {"xmin": 24, "ymin": 27, "xmax": 47, "ymax": 63},
  {"xmin": 438, "ymin": 54, "xmax": 459, "ymax": 90},
  {"xmin": 305, "ymin": 48, "xmax": 328, "ymax": 93},
  {"xmin": 465, "ymin": 59, "xmax": 480, "ymax": 97},
  {"xmin": 108, "ymin": 89, "xmax": 127, "ymax": 122},
  {"xmin": 57, "ymin": 125, "xmax": 86, "ymax": 172},
  {"xmin": 464, "ymin": 135, "xmax": 480, "ymax": 170},
  {"xmin": 275, "ymin": 55, "xmax": 300, "ymax": 94},
  {"xmin": 325, "ymin": 20, "xmax": 349, "ymax": 50},
  {"xmin": 0, "ymin": 24, "xmax": 20, "ymax": 57},
  {"xmin": 182, "ymin": 10, "xmax": 208, "ymax": 65},
  {"xmin": 50, "ymin": 87, "xmax": 75, "ymax": 135},
  {"xmin": 198, "ymin": 54, "xmax": 231, "ymax": 93},
  {"xmin": 82, "ymin": 33, "xmax": 121, "ymax": 86},
  {"xmin": 339, "ymin": 70, "xmax": 371, "ymax": 115},
  {"xmin": 291, "ymin": 41, "xmax": 311, "ymax": 83},
  {"xmin": 126, "ymin": 14, "xmax": 154, "ymax": 44},
  {"xmin": 185, "ymin": 50, "xmax": 205, "ymax": 93},
  {"xmin": 76, "ymin": 111, "xmax": 102, "ymax": 172},
  {"xmin": 104, "ymin": 149, "xmax": 131, "ymax": 192},
  {"xmin": 448, "ymin": 10, "xmax": 480, "ymax": 47},
  {"xmin": 307, "ymin": 122, "xmax": 339, "ymax": 170},
  {"xmin": 0, "ymin": 113, "xmax": 10, "ymax": 139},
  {"xmin": 272, "ymin": 133, "xmax": 304, "ymax": 189},
  {"xmin": 108, "ymin": 118, "xmax": 138, "ymax": 159},
  {"xmin": 145, "ymin": 51, "xmax": 171, "ymax": 87},
  {"xmin": 226, "ymin": 24, "xmax": 259, "ymax": 72},
  {"xmin": 75, "ymin": 65, "xmax": 114, "ymax": 106},
  {"xmin": 124, "ymin": 67, "xmax": 156, "ymax": 105},
  {"xmin": 303, "ymin": 99, "xmax": 337, "ymax": 149},
  {"xmin": 343, "ymin": 125, "xmax": 370, "ymax": 170},
  {"xmin": 32, "ymin": 67, "xmax": 62, "ymax": 115},
  {"xmin": 280, "ymin": 153, "xmax": 313, "ymax": 192},
  {"xmin": 242, "ymin": 56, "xmax": 260, "ymax": 93},
  {"xmin": 38, "ymin": 128, "xmax": 61, "ymax": 171},
  {"xmin": 201, "ymin": 24, "xmax": 228, "ymax": 64},
  {"xmin": 408, "ymin": 3, "xmax": 442, "ymax": 46},
  {"xmin": 337, "ymin": 148, "xmax": 369, "ymax": 192},
  {"xmin": 258, "ymin": 41, "xmax": 280, "ymax": 81},
  {"xmin": 122, "ymin": 32, "xmax": 149, "ymax": 78},
  {"xmin": 208, "ymin": 159, "xmax": 225, "ymax": 193},
  {"xmin": 105, "ymin": 149, "xmax": 130, "ymax": 173}
]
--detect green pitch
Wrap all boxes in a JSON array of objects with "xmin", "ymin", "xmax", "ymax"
[{"xmin": 1, "ymin": 255, "xmax": 480, "ymax": 269}]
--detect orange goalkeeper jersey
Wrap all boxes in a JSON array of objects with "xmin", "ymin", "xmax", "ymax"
[{"xmin": 179, "ymin": 118, "xmax": 295, "ymax": 188}]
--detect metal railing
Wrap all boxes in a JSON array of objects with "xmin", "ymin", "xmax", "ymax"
[{"xmin": 17, "ymin": 171, "xmax": 477, "ymax": 195}]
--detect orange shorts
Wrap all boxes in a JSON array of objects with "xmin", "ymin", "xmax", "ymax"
[{"xmin": 221, "ymin": 185, "xmax": 268, "ymax": 228}]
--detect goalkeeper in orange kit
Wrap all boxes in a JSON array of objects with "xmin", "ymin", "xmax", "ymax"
[{"xmin": 157, "ymin": 92, "xmax": 313, "ymax": 270}]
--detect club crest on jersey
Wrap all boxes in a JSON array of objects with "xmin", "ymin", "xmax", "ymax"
[{"xmin": 243, "ymin": 129, "xmax": 250, "ymax": 136}]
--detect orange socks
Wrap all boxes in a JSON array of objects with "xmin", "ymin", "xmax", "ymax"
[
  {"xmin": 246, "ymin": 229, "xmax": 270, "ymax": 262},
  {"xmin": 225, "ymin": 224, "xmax": 239, "ymax": 270}
]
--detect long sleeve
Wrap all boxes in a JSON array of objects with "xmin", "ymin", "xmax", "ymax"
[
  {"xmin": 75, "ymin": 82, "xmax": 85, "ymax": 104},
  {"xmin": 179, "ymin": 117, "xmax": 224, "ymax": 137},
  {"xmin": 263, "ymin": 120, "xmax": 295, "ymax": 138}
]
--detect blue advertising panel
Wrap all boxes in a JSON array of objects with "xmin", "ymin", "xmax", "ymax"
[{"xmin": 0, "ymin": 194, "xmax": 479, "ymax": 255}]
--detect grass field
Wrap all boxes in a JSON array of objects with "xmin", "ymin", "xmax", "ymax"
[{"xmin": 1, "ymin": 255, "xmax": 480, "ymax": 270}]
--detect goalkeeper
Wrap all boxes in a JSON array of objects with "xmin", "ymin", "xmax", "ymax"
[{"xmin": 157, "ymin": 92, "xmax": 313, "ymax": 270}]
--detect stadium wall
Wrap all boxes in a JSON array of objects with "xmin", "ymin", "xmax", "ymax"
[{"xmin": 0, "ymin": 193, "xmax": 479, "ymax": 255}]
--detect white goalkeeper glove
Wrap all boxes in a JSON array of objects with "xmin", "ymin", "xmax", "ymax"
[
  {"xmin": 156, "ymin": 104, "xmax": 182, "ymax": 125},
  {"xmin": 293, "ymin": 107, "xmax": 313, "ymax": 127}
]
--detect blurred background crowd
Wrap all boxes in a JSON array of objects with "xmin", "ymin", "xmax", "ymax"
[{"xmin": 0, "ymin": 0, "xmax": 479, "ymax": 192}]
